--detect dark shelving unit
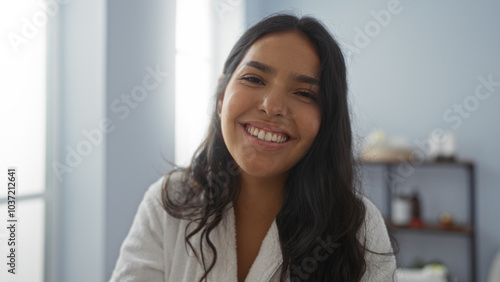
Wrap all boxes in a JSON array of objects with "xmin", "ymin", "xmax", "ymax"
[{"xmin": 363, "ymin": 159, "xmax": 476, "ymax": 282}]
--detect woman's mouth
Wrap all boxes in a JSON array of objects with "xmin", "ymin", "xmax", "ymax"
[{"xmin": 245, "ymin": 124, "xmax": 290, "ymax": 143}]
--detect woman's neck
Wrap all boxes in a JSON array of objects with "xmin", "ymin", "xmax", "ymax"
[{"xmin": 234, "ymin": 172, "xmax": 286, "ymax": 220}]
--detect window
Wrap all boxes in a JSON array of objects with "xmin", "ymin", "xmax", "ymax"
[
  {"xmin": 0, "ymin": 1, "xmax": 47, "ymax": 281},
  {"xmin": 175, "ymin": 0, "xmax": 214, "ymax": 166},
  {"xmin": 174, "ymin": 0, "xmax": 245, "ymax": 166}
]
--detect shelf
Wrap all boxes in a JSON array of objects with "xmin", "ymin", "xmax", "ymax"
[
  {"xmin": 365, "ymin": 159, "xmax": 477, "ymax": 281},
  {"xmin": 386, "ymin": 221, "xmax": 473, "ymax": 235},
  {"xmin": 361, "ymin": 159, "xmax": 474, "ymax": 167}
]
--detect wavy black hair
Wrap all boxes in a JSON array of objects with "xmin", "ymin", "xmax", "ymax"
[{"xmin": 163, "ymin": 14, "xmax": 375, "ymax": 281}]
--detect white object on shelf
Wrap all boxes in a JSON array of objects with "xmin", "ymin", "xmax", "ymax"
[
  {"xmin": 428, "ymin": 130, "xmax": 458, "ymax": 160},
  {"xmin": 489, "ymin": 249, "xmax": 500, "ymax": 282},
  {"xmin": 395, "ymin": 264, "xmax": 448, "ymax": 282},
  {"xmin": 392, "ymin": 196, "xmax": 411, "ymax": 225}
]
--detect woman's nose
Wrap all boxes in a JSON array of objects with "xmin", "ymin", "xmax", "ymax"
[{"xmin": 258, "ymin": 87, "xmax": 288, "ymax": 117}]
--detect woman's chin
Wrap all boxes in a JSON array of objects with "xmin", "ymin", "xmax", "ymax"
[{"xmin": 238, "ymin": 162, "xmax": 289, "ymax": 180}]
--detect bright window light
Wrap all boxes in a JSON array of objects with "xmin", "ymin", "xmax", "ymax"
[
  {"xmin": 175, "ymin": 0, "xmax": 214, "ymax": 166},
  {"xmin": 0, "ymin": 1, "xmax": 46, "ymax": 196},
  {"xmin": 0, "ymin": 2, "xmax": 47, "ymax": 282}
]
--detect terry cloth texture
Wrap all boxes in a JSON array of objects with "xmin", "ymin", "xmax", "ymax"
[{"xmin": 110, "ymin": 174, "xmax": 396, "ymax": 282}]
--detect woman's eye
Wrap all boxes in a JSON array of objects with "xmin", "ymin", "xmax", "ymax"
[
  {"xmin": 296, "ymin": 91, "xmax": 317, "ymax": 101},
  {"xmin": 241, "ymin": 76, "xmax": 263, "ymax": 84}
]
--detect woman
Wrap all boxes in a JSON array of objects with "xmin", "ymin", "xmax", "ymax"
[{"xmin": 110, "ymin": 14, "xmax": 396, "ymax": 282}]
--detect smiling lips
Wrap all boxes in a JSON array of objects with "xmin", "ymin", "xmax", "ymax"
[{"xmin": 245, "ymin": 124, "xmax": 290, "ymax": 143}]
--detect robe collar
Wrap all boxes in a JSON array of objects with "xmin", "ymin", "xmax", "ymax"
[{"xmin": 191, "ymin": 204, "xmax": 284, "ymax": 281}]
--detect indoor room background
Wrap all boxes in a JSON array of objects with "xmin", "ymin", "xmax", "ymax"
[{"xmin": 0, "ymin": 0, "xmax": 499, "ymax": 282}]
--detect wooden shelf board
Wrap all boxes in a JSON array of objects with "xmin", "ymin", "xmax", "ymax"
[
  {"xmin": 386, "ymin": 221, "xmax": 473, "ymax": 234},
  {"xmin": 361, "ymin": 159, "xmax": 474, "ymax": 167}
]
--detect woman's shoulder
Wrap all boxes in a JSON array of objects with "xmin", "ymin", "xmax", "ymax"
[
  {"xmin": 359, "ymin": 196, "xmax": 385, "ymax": 230},
  {"xmin": 357, "ymin": 194, "xmax": 397, "ymax": 281},
  {"xmin": 110, "ymin": 171, "xmax": 190, "ymax": 281},
  {"xmin": 144, "ymin": 169, "xmax": 187, "ymax": 205},
  {"xmin": 146, "ymin": 168, "xmax": 205, "ymax": 221},
  {"xmin": 357, "ymin": 195, "xmax": 390, "ymax": 248},
  {"xmin": 134, "ymin": 169, "xmax": 190, "ymax": 230},
  {"xmin": 146, "ymin": 169, "xmax": 178, "ymax": 193},
  {"xmin": 134, "ymin": 170, "xmax": 196, "ymax": 246}
]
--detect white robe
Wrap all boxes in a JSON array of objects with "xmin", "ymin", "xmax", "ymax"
[{"xmin": 110, "ymin": 175, "xmax": 396, "ymax": 282}]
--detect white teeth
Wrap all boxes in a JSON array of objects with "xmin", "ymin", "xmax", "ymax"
[
  {"xmin": 265, "ymin": 132, "xmax": 272, "ymax": 141},
  {"xmin": 245, "ymin": 125, "xmax": 289, "ymax": 143},
  {"xmin": 258, "ymin": 130, "xmax": 265, "ymax": 139}
]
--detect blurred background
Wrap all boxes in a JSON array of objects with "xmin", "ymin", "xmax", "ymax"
[{"xmin": 0, "ymin": 0, "xmax": 499, "ymax": 281}]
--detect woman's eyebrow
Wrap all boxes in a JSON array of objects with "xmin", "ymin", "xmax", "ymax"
[
  {"xmin": 243, "ymin": 60, "xmax": 320, "ymax": 86},
  {"xmin": 243, "ymin": 60, "xmax": 276, "ymax": 74},
  {"xmin": 290, "ymin": 73, "xmax": 320, "ymax": 86}
]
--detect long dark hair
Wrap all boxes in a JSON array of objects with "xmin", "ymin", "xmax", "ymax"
[{"xmin": 163, "ymin": 14, "xmax": 369, "ymax": 281}]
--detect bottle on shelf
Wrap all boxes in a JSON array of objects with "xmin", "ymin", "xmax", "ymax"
[{"xmin": 409, "ymin": 191, "xmax": 424, "ymax": 229}]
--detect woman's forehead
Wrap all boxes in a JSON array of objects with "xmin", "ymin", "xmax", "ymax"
[{"xmin": 238, "ymin": 31, "xmax": 321, "ymax": 76}]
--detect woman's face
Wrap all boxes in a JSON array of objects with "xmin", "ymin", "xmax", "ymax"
[{"xmin": 219, "ymin": 31, "xmax": 322, "ymax": 180}]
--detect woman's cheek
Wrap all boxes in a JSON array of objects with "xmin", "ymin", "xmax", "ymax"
[{"xmin": 303, "ymin": 109, "xmax": 321, "ymax": 139}]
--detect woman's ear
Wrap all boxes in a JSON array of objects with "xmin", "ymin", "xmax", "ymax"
[
  {"xmin": 217, "ymin": 74, "xmax": 225, "ymax": 117},
  {"xmin": 217, "ymin": 94, "xmax": 224, "ymax": 117}
]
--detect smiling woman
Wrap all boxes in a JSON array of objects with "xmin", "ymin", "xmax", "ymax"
[
  {"xmin": 219, "ymin": 31, "xmax": 321, "ymax": 182},
  {"xmin": 110, "ymin": 14, "xmax": 396, "ymax": 282}
]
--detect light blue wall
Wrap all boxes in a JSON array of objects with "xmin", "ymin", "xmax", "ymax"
[
  {"xmin": 57, "ymin": 0, "xmax": 106, "ymax": 281},
  {"xmin": 56, "ymin": 1, "xmax": 176, "ymax": 281},
  {"xmin": 105, "ymin": 0, "xmax": 176, "ymax": 280},
  {"xmin": 247, "ymin": 1, "xmax": 500, "ymax": 281}
]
